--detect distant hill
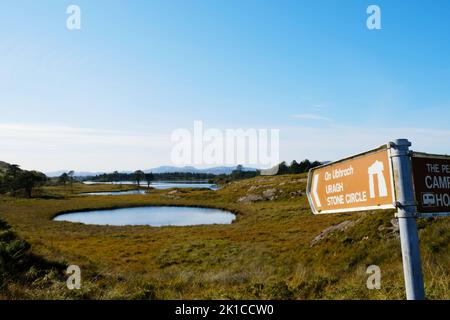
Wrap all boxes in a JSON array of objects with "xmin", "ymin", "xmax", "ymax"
[
  {"xmin": 45, "ymin": 170, "xmax": 107, "ymax": 178},
  {"xmin": 145, "ymin": 166, "xmax": 257, "ymax": 175},
  {"xmin": 46, "ymin": 166, "xmax": 257, "ymax": 177}
]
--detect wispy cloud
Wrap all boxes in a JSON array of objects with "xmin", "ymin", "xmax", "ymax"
[
  {"xmin": 292, "ymin": 113, "xmax": 332, "ymax": 121},
  {"xmin": 0, "ymin": 123, "xmax": 172, "ymax": 172},
  {"xmin": 0, "ymin": 123, "xmax": 168, "ymax": 148}
]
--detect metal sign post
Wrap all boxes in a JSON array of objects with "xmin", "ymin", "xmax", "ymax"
[{"xmin": 389, "ymin": 139, "xmax": 425, "ymax": 300}]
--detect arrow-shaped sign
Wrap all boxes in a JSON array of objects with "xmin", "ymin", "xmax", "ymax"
[
  {"xmin": 306, "ymin": 147, "xmax": 395, "ymax": 215},
  {"xmin": 312, "ymin": 173, "xmax": 321, "ymax": 207}
]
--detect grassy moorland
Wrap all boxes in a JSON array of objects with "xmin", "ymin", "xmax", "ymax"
[{"xmin": 0, "ymin": 176, "xmax": 449, "ymax": 299}]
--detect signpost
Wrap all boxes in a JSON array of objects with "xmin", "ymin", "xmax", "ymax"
[
  {"xmin": 411, "ymin": 153, "xmax": 450, "ymax": 217},
  {"xmin": 306, "ymin": 139, "xmax": 450, "ymax": 300},
  {"xmin": 307, "ymin": 146, "xmax": 395, "ymax": 215},
  {"xmin": 390, "ymin": 140, "xmax": 424, "ymax": 300}
]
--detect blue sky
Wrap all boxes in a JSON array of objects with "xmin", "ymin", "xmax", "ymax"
[{"xmin": 1, "ymin": 0, "xmax": 450, "ymax": 172}]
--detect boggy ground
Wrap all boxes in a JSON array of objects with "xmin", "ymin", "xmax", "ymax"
[{"xmin": 0, "ymin": 175, "xmax": 448, "ymax": 299}]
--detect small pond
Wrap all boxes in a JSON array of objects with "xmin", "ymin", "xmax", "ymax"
[{"xmin": 53, "ymin": 206, "xmax": 236, "ymax": 227}]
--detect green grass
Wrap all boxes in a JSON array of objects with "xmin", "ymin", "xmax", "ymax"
[{"xmin": 0, "ymin": 175, "xmax": 448, "ymax": 299}]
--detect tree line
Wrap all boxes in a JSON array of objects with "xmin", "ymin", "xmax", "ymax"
[
  {"xmin": 276, "ymin": 159, "xmax": 322, "ymax": 175},
  {"xmin": 214, "ymin": 160, "xmax": 322, "ymax": 183},
  {"xmin": 85, "ymin": 160, "xmax": 322, "ymax": 185},
  {"xmin": 87, "ymin": 170, "xmax": 214, "ymax": 186},
  {"xmin": 87, "ymin": 167, "xmax": 263, "ymax": 185}
]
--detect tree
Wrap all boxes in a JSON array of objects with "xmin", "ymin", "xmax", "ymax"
[
  {"xmin": 0, "ymin": 164, "xmax": 46, "ymax": 197},
  {"xmin": 6, "ymin": 164, "xmax": 21, "ymax": 177},
  {"xmin": 4, "ymin": 164, "xmax": 23, "ymax": 195},
  {"xmin": 145, "ymin": 173, "xmax": 154, "ymax": 188},
  {"xmin": 290, "ymin": 160, "xmax": 301, "ymax": 174},
  {"xmin": 68, "ymin": 171, "xmax": 75, "ymax": 193},
  {"xmin": 299, "ymin": 159, "xmax": 312, "ymax": 173},
  {"xmin": 58, "ymin": 173, "xmax": 69, "ymax": 186},
  {"xmin": 276, "ymin": 161, "xmax": 290, "ymax": 175},
  {"xmin": 231, "ymin": 164, "xmax": 244, "ymax": 179},
  {"xmin": 134, "ymin": 170, "xmax": 145, "ymax": 187},
  {"xmin": 112, "ymin": 171, "xmax": 119, "ymax": 184},
  {"xmin": 17, "ymin": 171, "xmax": 47, "ymax": 198}
]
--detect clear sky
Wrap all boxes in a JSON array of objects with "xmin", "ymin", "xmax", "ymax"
[{"xmin": 1, "ymin": 0, "xmax": 450, "ymax": 172}]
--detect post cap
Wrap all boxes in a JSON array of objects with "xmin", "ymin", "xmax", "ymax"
[{"xmin": 392, "ymin": 139, "xmax": 411, "ymax": 147}]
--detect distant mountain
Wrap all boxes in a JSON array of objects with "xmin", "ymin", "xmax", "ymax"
[
  {"xmin": 45, "ymin": 170, "xmax": 108, "ymax": 178},
  {"xmin": 45, "ymin": 166, "xmax": 257, "ymax": 177},
  {"xmin": 145, "ymin": 166, "xmax": 257, "ymax": 175}
]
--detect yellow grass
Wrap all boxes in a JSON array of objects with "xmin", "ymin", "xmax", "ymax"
[{"xmin": 0, "ymin": 175, "xmax": 448, "ymax": 299}]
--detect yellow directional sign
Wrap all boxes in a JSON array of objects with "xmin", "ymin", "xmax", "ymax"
[{"xmin": 307, "ymin": 146, "xmax": 396, "ymax": 214}]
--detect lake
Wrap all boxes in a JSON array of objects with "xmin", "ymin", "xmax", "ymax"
[
  {"xmin": 83, "ymin": 181, "xmax": 218, "ymax": 190},
  {"xmin": 81, "ymin": 190, "xmax": 147, "ymax": 196},
  {"xmin": 53, "ymin": 206, "xmax": 236, "ymax": 227}
]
